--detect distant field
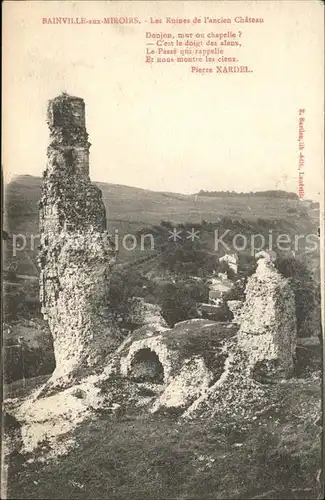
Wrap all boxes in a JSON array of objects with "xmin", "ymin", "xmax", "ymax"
[
  {"xmin": 5, "ymin": 174, "xmax": 310, "ymax": 225},
  {"xmin": 4, "ymin": 175, "xmax": 320, "ymax": 277}
]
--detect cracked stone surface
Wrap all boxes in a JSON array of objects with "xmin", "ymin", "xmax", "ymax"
[{"xmin": 39, "ymin": 93, "xmax": 119, "ymax": 385}]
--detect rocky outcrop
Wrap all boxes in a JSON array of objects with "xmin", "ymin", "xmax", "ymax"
[
  {"xmin": 183, "ymin": 252, "xmax": 297, "ymax": 421},
  {"xmin": 119, "ymin": 319, "xmax": 237, "ymax": 412},
  {"xmin": 39, "ymin": 94, "xmax": 119, "ymax": 385},
  {"xmin": 237, "ymin": 253, "xmax": 297, "ymax": 380}
]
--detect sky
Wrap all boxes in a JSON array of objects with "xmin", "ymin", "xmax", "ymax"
[{"xmin": 3, "ymin": 1, "xmax": 324, "ymax": 200}]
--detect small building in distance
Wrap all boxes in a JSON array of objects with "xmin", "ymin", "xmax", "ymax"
[{"xmin": 208, "ymin": 275, "xmax": 233, "ymax": 304}]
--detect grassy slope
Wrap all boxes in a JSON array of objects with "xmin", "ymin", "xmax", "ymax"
[
  {"xmin": 3, "ymin": 175, "xmax": 320, "ymax": 275},
  {"xmin": 5, "ymin": 175, "xmax": 310, "ymax": 229},
  {"xmin": 6, "ymin": 377, "xmax": 322, "ymax": 500}
]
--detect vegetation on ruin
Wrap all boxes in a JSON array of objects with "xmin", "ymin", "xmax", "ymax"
[{"xmin": 6, "ymin": 376, "xmax": 322, "ymax": 500}]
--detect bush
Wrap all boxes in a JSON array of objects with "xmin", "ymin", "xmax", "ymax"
[
  {"xmin": 223, "ymin": 278, "xmax": 247, "ymax": 302},
  {"xmin": 184, "ymin": 279, "xmax": 209, "ymax": 303},
  {"xmin": 104, "ymin": 268, "xmax": 159, "ymax": 329},
  {"xmin": 201, "ymin": 302, "xmax": 234, "ymax": 322},
  {"xmin": 160, "ymin": 220, "xmax": 173, "ymax": 229},
  {"xmin": 159, "ymin": 239, "xmax": 215, "ymax": 277},
  {"xmin": 237, "ymin": 252, "xmax": 257, "ymax": 278},
  {"xmin": 4, "ymin": 339, "xmax": 55, "ymax": 384},
  {"xmin": 160, "ymin": 282, "xmax": 198, "ymax": 327},
  {"xmin": 216, "ymin": 260, "xmax": 237, "ymax": 281}
]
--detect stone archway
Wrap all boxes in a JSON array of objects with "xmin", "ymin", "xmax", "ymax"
[{"xmin": 129, "ymin": 348, "xmax": 164, "ymax": 384}]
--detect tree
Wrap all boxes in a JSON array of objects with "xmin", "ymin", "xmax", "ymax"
[
  {"xmin": 160, "ymin": 239, "xmax": 215, "ymax": 277},
  {"xmin": 105, "ymin": 268, "xmax": 158, "ymax": 329},
  {"xmin": 223, "ymin": 278, "xmax": 247, "ymax": 302},
  {"xmin": 160, "ymin": 282, "xmax": 198, "ymax": 327}
]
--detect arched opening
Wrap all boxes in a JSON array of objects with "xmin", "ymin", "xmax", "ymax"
[{"xmin": 129, "ymin": 348, "xmax": 164, "ymax": 384}]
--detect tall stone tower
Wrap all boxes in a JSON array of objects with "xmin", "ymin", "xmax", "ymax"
[
  {"xmin": 39, "ymin": 93, "xmax": 118, "ymax": 384},
  {"xmin": 40, "ymin": 93, "xmax": 106, "ymax": 236}
]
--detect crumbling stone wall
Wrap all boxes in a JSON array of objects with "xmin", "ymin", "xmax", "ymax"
[
  {"xmin": 183, "ymin": 253, "xmax": 297, "ymax": 421},
  {"xmin": 119, "ymin": 320, "xmax": 237, "ymax": 411},
  {"xmin": 237, "ymin": 254, "xmax": 297, "ymax": 380},
  {"xmin": 39, "ymin": 93, "xmax": 118, "ymax": 383}
]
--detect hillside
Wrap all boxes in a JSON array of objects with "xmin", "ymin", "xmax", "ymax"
[
  {"xmin": 3, "ymin": 175, "xmax": 320, "ymax": 277},
  {"xmin": 5, "ymin": 374, "xmax": 322, "ymax": 500},
  {"xmin": 5, "ymin": 174, "xmax": 319, "ymax": 229}
]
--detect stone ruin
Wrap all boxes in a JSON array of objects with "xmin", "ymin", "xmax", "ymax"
[
  {"xmin": 237, "ymin": 251, "xmax": 297, "ymax": 381},
  {"xmin": 39, "ymin": 93, "xmax": 119, "ymax": 387},
  {"xmin": 9, "ymin": 94, "xmax": 298, "ymax": 457},
  {"xmin": 182, "ymin": 251, "xmax": 297, "ymax": 421}
]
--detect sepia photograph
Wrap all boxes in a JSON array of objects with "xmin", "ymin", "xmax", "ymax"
[{"xmin": 2, "ymin": 1, "xmax": 324, "ymax": 499}]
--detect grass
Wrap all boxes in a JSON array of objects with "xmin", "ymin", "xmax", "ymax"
[
  {"xmin": 4, "ymin": 175, "xmax": 320, "ymax": 279},
  {"xmin": 5, "ymin": 176, "xmax": 314, "ymax": 230},
  {"xmin": 4, "ymin": 374, "xmax": 51, "ymax": 400},
  {"xmin": 5, "ymin": 377, "xmax": 322, "ymax": 500}
]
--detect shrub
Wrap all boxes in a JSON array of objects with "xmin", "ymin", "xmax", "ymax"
[
  {"xmin": 160, "ymin": 282, "xmax": 198, "ymax": 327},
  {"xmin": 237, "ymin": 252, "xmax": 257, "ymax": 278},
  {"xmin": 3, "ymin": 340, "xmax": 55, "ymax": 384},
  {"xmin": 159, "ymin": 236, "xmax": 216, "ymax": 277},
  {"xmin": 223, "ymin": 278, "xmax": 247, "ymax": 302},
  {"xmin": 200, "ymin": 302, "xmax": 234, "ymax": 322},
  {"xmin": 104, "ymin": 268, "xmax": 159, "ymax": 329},
  {"xmin": 184, "ymin": 279, "xmax": 209, "ymax": 303}
]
